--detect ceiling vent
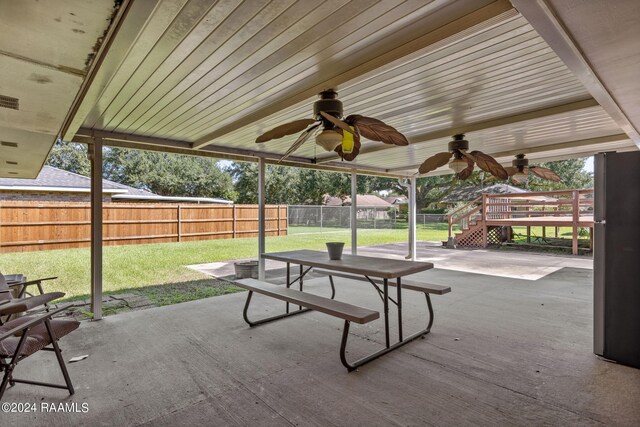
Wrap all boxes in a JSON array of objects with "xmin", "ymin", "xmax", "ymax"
[
  {"xmin": 0, "ymin": 95, "xmax": 19, "ymax": 110},
  {"xmin": 6, "ymin": 161, "xmax": 18, "ymax": 165},
  {"xmin": 1, "ymin": 141, "xmax": 18, "ymax": 148}
]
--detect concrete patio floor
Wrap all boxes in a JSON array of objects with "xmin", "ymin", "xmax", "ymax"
[{"xmin": 4, "ymin": 247, "xmax": 640, "ymax": 426}]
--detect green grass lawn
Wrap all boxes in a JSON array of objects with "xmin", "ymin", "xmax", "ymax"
[
  {"xmin": 509, "ymin": 225, "xmax": 590, "ymax": 242},
  {"xmin": 0, "ymin": 224, "xmax": 451, "ymax": 301}
]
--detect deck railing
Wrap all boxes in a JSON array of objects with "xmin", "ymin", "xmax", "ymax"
[
  {"xmin": 447, "ymin": 196, "xmax": 482, "ymax": 240},
  {"xmin": 483, "ymin": 189, "xmax": 593, "ymax": 221},
  {"xmin": 447, "ymin": 189, "xmax": 594, "ymax": 254}
]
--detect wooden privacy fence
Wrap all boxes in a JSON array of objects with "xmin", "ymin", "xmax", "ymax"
[{"xmin": 0, "ymin": 201, "xmax": 288, "ymax": 253}]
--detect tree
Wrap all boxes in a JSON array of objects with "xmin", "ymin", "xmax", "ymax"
[
  {"xmin": 46, "ymin": 141, "xmax": 90, "ymax": 176},
  {"xmin": 102, "ymin": 148, "xmax": 237, "ymax": 200},
  {"xmin": 525, "ymin": 158, "xmax": 593, "ymax": 190},
  {"xmin": 47, "ymin": 142, "xmax": 237, "ymax": 201},
  {"xmin": 230, "ymin": 163, "xmax": 300, "ymax": 204}
]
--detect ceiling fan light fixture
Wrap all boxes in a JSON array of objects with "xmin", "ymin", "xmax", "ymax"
[
  {"xmin": 449, "ymin": 157, "xmax": 467, "ymax": 173},
  {"xmin": 341, "ymin": 126, "xmax": 356, "ymax": 154},
  {"xmin": 315, "ymin": 129, "xmax": 343, "ymax": 151}
]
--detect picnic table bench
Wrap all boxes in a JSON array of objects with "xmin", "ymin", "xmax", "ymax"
[{"xmin": 235, "ymin": 250, "xmax": 451, "ymax": 371}]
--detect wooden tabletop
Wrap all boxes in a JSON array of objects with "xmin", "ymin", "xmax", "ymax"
[{"xmin": 262, "ymin": 250, "xmax": 434, "ymax": 279}]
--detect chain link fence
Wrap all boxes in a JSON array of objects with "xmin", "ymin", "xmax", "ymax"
[{"xmin": 287, "ymin": 205, "xmax": 447, "ymax": 234}]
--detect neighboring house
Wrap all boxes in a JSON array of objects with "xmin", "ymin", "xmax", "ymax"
[
  {"xmin": 0, "ymin": 166, "xmax": 233, "ymax": 204},
  {"xmin": 322, "ymin": 194, "xmax": 392, "ymax": 220},
  {"xmin": 323, "ymin": 194, "xmax": 393, "ymax": 208},
  {"xmin": 383, "ymin": 195, "xmax": 408, "ymax": 206}
]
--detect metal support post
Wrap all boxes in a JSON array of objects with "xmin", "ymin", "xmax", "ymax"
[
  {"xmin": 89, "ymin": 138, "xmax": 103, "ymax": 320},
  {"xmin": 351, "ymin": 172, "xmax": 357, "ymax": 255},
  {"xmin": 258, "ymin": 159, "xmax": 266, "ymax": 280}
]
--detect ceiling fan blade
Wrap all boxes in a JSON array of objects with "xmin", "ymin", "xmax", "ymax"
[
  {"xmin": 504, "ymin": 166, "xmax": 518, "ymax": 176},
  {"xmin": 459, "ymin": 150, "xmax": 477, "ymax": 163},
  {"xmin": 319, "ymin": 111, "xmax": 354, "ymax": 135},
  {"xmin": 256, "ymin": 119, "xmax": 318, "ymax": 143},
  {"xmin": 529, "ymin": 166, "xmax": 561, "ymax": 182},
  {"xmin": 469, "ymin": 150, "xmax": 508, "ymax": 180},
  {"xmin": 418, "ymin": 152, "xmax": 452, "ymax": 174},
  {"xmin": 347, "ymin": 115, "xmax": 409, "ymax": 146},
  {"xmin": 334, "ymin": 131, "xmax": 361, "ymax": 161},
  {"xmin": 277, "ymin": 125, "xmax": 319, "ymax": 163},
  {"xmin": 456, "ymin": 155, "xmax": 475, "ymax": 180}
]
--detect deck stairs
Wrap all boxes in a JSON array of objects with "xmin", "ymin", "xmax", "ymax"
[{"xmin": 447, "ymin": 198, "xmax": 502, "ymax": 248}]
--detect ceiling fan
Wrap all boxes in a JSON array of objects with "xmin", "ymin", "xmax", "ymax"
[
  {"xmin": 255, "ymin": 90, "xmax": 409, "ymax": 162},
  {"xmin": 505, "ymin": 154, "xmax": 561, "ymax": 183},
  {"xmin": 417, "ymin": 134, "xmax": 508, "ymax": 180}
]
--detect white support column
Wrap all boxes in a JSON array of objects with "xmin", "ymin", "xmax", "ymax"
[
  {"xmin": 258, "ymin": 158, "xmax": 266, "ymax": 280},
  {"xmin": 351, "ymin": 171, "xmax": 357, "ymax": 255},
  {"xmin": 408, "ymin": 177, "xmax": 417, "ymax": 261},
  {"xmin": 89, "ymin": 138, "xmax": 103, "ymax": 320}
]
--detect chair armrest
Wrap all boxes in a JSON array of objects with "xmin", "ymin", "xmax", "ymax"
[
  {"xmin": 10, "ymin": 277, "xmax": 58, "ymax": 298},
  {"xmin": 9, "ymin": 276, "xmax": 58, "ymax": 289},
  {"xmin": 0, "ymin": 307, "xmax": 66, "ymax": 342},
  {"xmin": 0, "ymin": 300, "xmax": 29, "ymax": 316},
  {"xmin": 0, "ymin": 292, "xmax": 65, "ymax": 316}
]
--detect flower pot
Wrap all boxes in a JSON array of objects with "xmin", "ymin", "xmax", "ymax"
[
  {"xmin": 326, "ymin": 242, "xmax": 345, "ymax": 260},
  {"xmin": 234, "ymin": 261, "xmax": 259, "ymax": 279}
]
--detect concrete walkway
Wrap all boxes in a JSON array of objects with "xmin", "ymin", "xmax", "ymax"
[{"xmin": 188, "ymin": 242, "xmax": 593, "ymax": 281}]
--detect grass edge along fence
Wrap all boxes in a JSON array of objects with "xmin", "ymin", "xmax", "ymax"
[{"xmin": 0, "ymin": 201, "xmax": 287, "ymax": 253}]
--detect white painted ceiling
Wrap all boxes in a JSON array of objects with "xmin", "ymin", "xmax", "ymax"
[{"xmin": 3, "ymin": 0, "xmax": 639, "ymax": 178}]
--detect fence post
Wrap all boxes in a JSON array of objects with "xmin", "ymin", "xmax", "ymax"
[
  {"xmin": 177, "ymin": 205, "xmax": 182, "ymax": 242},
  {"xmin": 277, "ymin": 205, "xmax": 281, "ymax": 236},
  {"xmin": 320, "ymin": 205, "xmax": 323, "ymax": 231},
  {"xmin": 232, "ymin": 205, "xmax": 237, "ymax": 238}
]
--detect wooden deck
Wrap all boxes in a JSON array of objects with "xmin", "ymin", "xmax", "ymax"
[
  {"xmin": 486, "ymin": 215, "xmax": 594, "ymax": 227},
  {"xmin": 3, "ymin": 250, "xmax": 639, "ymax": 426},
  {"xmin": 450, "ymin": 189, "xmax": 595, "ymax": 254}
]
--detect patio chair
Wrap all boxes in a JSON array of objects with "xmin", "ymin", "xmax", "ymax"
[
  {"xmin": 0, "ymin": 307, "xmax": 79, "ymax": 400},
  {"xmin": 0, "ymin": 273, "xmax": 64, "ymax": 325}
]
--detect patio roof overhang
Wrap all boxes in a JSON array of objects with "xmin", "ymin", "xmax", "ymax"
[
  {"xmin": 2, "ymin": 1, "xmax": 638, "ymax": 179},
  {"xmin": 3, "ymin": 0, "xmax": 630, "ymax": 181},
  {"xmin": 0, "ymin": 0, "xmax": 116, "ymax": 178}
]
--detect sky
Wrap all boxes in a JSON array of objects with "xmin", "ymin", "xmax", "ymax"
[{"xmin": 583, "ymin": 156, "xmax": 594, "ymax": 173}]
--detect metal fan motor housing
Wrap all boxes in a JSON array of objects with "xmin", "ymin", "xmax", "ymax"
[
  {"xmin": 313, "ymin": 90, "xmax": 343, "ymax": 119},
  {"xmin": 448, "ymin": 134, "xmax": 469, "ymax": 152},
  {"xmin": 512, "ymin": 154, "xmax": 529, "ymax": 169}
]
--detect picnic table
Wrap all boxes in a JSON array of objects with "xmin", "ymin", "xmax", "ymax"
[{"xmin": 235, "ymin": 250, "xmax": 451, "ymax": 371}]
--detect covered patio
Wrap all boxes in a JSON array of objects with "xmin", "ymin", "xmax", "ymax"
[
  {"xmin": 4, "ymin": 246, "xmax": 639, "ymax": 425},
  {"xmin": 1, "ymin": 0, "xmax": 640, "ymax": 424}
]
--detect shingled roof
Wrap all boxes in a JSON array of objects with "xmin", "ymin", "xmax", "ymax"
[
  {"xmin": 323, "ymin": 194, "xmax": 392, "ymax": 207},
  {"xmin": 0, "ymin": 166, "xmax": 232, "ymax": 203},
  {"xmin": 440, "ymin": 184, "xmax": 528, "ymax": 204},
  {"xmin": 0, "ymin": 166, "xmax": 152, "ymax": 195}
]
